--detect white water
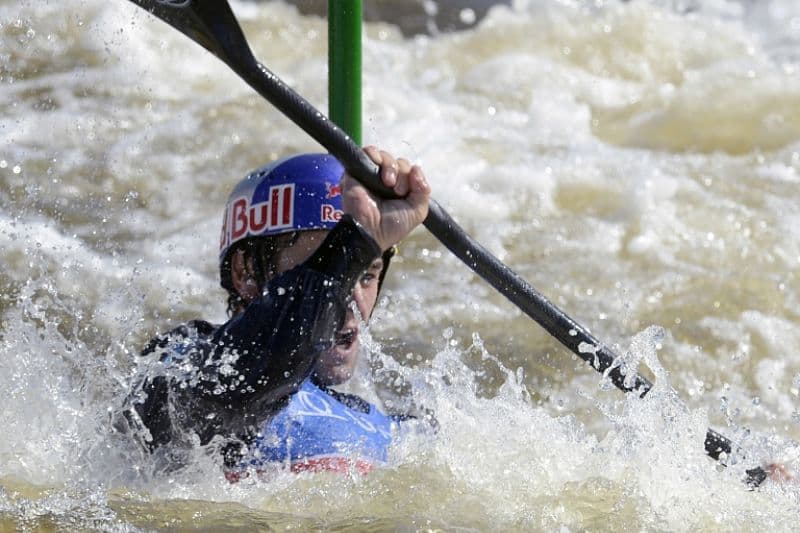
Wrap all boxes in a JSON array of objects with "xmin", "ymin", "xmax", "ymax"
[{"xmin": 2, "ymin": 0, "xmax": 800, "ymax": 530}]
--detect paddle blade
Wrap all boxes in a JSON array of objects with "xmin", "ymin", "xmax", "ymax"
[{"xmin": 128, "ymin": 0, "xmax": 255, "ymax": 68}]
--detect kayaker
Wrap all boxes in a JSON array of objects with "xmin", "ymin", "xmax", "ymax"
[{"xmin": 122, "ymin": 146, "xmax": 431, "ymax": 478}]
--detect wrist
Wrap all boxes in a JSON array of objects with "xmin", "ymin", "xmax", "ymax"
[{"xmin": 304, "ymin": 214, "xmax": 382, "ymax": 287}]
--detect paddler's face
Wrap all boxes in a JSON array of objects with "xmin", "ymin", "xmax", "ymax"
[
  {"xmin": 313, "ymin": 255, "xmax": 384, "ymax": 386},
  {"xmin": 239, "ymin": 230, "xmax": 384, "ymax": 386}
]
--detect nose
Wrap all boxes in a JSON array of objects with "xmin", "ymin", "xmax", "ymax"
[{"xmin": 351, "ymin": 284, "xmax": 369, "ymax": 321}]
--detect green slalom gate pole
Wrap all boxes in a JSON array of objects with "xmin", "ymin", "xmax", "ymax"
[{"xmin": 328, "ymin": 0, "xmax": 362, "ymax": 143}]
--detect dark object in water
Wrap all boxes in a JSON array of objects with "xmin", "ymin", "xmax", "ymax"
[{"xmin": 261, "ymin": 0, "xmax": 512, "ymax": 36}]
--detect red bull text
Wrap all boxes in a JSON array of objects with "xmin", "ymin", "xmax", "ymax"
[
  {"xmin": 220, "ymin": 184, "xmax": 295, "ymax": 251},
  {"xmin": 321, "ymin": 204, "xmax": 343, "ymax": 222}
]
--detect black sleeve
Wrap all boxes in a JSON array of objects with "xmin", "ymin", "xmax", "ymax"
[
  {"xmin": 187, "ymin": 214, "xmax": 380, "ymax": 406},
  {"xmin": 129, "ymin": 215, "xmax": 381, "ymax": 448}
]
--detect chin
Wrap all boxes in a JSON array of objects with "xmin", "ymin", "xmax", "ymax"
[
  {"xmin": 315, "ymin": 366, "xmax": 352, "ymax": 387},
  {"xmin": 330, "ymin": 368, "xmax": 354, "ymax": 386},
  {"xmin": 317, "ymin": 341, "xmax": 359, "ymax": 386}
]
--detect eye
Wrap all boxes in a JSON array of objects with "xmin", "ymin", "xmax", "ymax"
[
  {"xmin": 359, "ymin": 259, "xmax": 383, "ymax": 288},
  {"xmin": 359, "ymin": 271, "xmax": 377, "ymax": 287}
]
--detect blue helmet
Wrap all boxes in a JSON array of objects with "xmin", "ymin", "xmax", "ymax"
[{"xmin": 219, "ymin": 153, "xmax": 345, "ymax": 268}]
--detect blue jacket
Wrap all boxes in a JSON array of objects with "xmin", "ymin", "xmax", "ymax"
[{"xmin": 245, "ymin": 380, "xmax": 398, "ymax": 474}]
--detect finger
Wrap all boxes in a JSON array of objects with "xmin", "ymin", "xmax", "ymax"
[
  {"xmin": 393, "ymin": 158, "xmax": 412, "ymax": 196},
  {"xmin": 377, "ymin": 150, "xmax": 398, "ymax": 189},
  {"xmin": 363, "ymin": 145, "xmax": 382, "ymax": 165},
  {"xmin": 406, "ymin": 165, "xmax": 431, "ymax": 220},
  {"xmin": 409, "ymin": 165, "xmax": 430, "ymax": 194}
]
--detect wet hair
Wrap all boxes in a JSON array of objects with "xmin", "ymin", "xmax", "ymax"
[{"xmin": 220, "ymin": 232, "xmax": 299, "ymax": 316}]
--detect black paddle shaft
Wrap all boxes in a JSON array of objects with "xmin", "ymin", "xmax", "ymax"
[
  {"xmin": 128, "ymin": 0, "xmax": 647, "ymax": 391},
  {"xmin": 127, "ymin": 0, "xmax": 767, "ymax": 487}
]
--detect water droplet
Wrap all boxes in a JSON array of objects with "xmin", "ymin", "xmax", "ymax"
[
  {"xmin": 578, "ymin": 342, "xmax": 597, "ymax": 354},
  {"xmin": 423, "ymin": 0, "xmax": 438, "ymax": 16},
  {"xmin": 459, "ymin": 8, "xmax": 476, "ymax": 24}
]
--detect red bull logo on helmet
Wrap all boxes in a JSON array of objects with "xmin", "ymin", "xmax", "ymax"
[
  {"xmin": 325, "ymin": 181, "xmax": 342, "ymax": 199},
  {"xmin": 220, "ymin": 184, "xmax": 295, "ymax": 252},
  {"xmin": 218, "ymin": 153, "xmax": 346, "ymax": 268}
]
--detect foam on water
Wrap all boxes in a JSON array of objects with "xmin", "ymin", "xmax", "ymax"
[{"xmin": 2, "ymin": 0, "xmax": 800, "ymax": 529}]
